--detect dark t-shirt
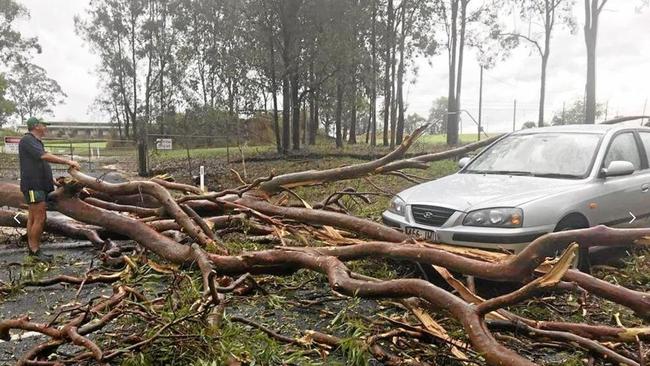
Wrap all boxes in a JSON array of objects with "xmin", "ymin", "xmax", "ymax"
[{"xmin": 18, "ymin": 133, "xmax": 54, "ymax": 193}]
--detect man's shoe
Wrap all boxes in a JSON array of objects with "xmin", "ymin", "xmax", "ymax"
[{"xmin": 28, "ymin": 250, "xmax": 53, "ymax": 262}]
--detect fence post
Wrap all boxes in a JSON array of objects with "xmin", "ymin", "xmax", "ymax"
[
  {"xmin": 88, "ymin": 141, "xmax": 92, "ymax": 171},
  {"xmin": 69, "ymin": 142, "xmax": 73, "ymax": 161},
  {"xmin": 137, "ymin": 129, "xmax": 148, "ymax": 177}
]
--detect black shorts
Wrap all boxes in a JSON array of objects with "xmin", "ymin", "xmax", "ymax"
[{"xmin": 23, "ymin": 190, "xmax": 48, "ymax": 204}]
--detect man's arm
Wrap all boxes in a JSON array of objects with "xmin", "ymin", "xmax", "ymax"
[{"xmin": 41, "ymin": 152, "xmax": 81, "ymax": 170}]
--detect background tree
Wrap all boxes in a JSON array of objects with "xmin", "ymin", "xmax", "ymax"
[
  {"xmin": 583, "ymin": 0, "xmax": 609, "ymax": 124},
  {"xmin": 501, "ymin": 0, "xmax": 576, "ymax": 127},
  {"xmin": 404, "ymin": 112, "xmax": 425, "ymax": 134},
  {"xmin": 427, "ymin": 96, "xmax": 448, "ymax": 134},
  {"xmin": 382, "ymin": 0, "xmax": 395, "ymax": 147},
  {"xmin": 1, "ymin": 0, "xmax": 49, "ymax": 126},
  {"xmin": 6, "ymin": 62, "xmax": 66, "ymax": 122},
  {"xmin": 521, "ymin": 121, "xmax": 537, "ymax": 129},
  {"xmin": 395, "ymin": 0, "xmax": 437, "ymax": 145},
  {"xmin": 0, "ymin": 0, "xmax": 41, "ymax": 63},
  {"xmin": 75, "ymin": 0, "xmax": 148, "ymax": 140},
  {"xmin": 551, "ymin": 98, "xmax": 604, "ymax": 125},
  {"xmin": 0, "ymin": 74, "xmax": 16, "ymax": 127},
  {"xmin": 432, "ymin": 0, "xmax": 501, "ymax": 146}
]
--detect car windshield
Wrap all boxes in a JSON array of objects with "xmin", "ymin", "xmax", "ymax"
[{"xmin": 464, "ymin": 132, "xmax": 602, "ymax": 178}]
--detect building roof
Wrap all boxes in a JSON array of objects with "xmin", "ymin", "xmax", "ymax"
[{"xmin": 19, "ymin": 121, "xmax": 115, "ymax": 130}]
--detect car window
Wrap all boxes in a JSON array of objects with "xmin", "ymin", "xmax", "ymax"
[
  {"xmin": 464, "ymin": 133, "xmax": 601, "ymax": 177},
  {"xmin": 603, "ymin": 132, "xmax": 641, "ymax": 170},
  {"xmin": 638, "ymin": 132, "xmax": 650, "ymax": 165}
]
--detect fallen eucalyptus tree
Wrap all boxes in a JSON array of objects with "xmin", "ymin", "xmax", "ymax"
[{"xmin": 0, "ymin": 127, "xmax": 648, "ymax": 365}]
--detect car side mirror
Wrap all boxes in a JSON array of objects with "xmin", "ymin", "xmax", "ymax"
[
  {"xmin": 601, "ymin": 160, "xmax": 635, "ymax": 177},
  {"xmin": 458, "ymin": 157, "xmax": 471, "ymax": 169}
]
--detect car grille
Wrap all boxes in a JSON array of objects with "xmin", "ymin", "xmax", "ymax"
[{"xmin": 411, "ymin": 205, "xmax": 455, "ymax": 226}]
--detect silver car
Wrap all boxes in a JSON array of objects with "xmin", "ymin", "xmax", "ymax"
[{"xmin": 382, "ymin": 124, "xmax": 650, "ymax": 252}]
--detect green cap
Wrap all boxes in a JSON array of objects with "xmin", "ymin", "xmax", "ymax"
[{"xmin": 26, "ymin": 117, "xmax": 49, "ymax": 130}]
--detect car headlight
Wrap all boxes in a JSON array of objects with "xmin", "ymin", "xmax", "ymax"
[
  {"xmin": 463, "ymin": 208, "xmax": 523, "ymax": 228},
  {"xmin": 388, "ymin": 196, "xmax": 406, "ymax": 216}
]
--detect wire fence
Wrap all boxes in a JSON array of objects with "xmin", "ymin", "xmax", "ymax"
[
  {"xmin": 0, "ymin": 138, "xmax": 136, "ymax": 181},
  {"xmin": 146, "ymin": 133, "xmax": 275, "ymax": 179}
]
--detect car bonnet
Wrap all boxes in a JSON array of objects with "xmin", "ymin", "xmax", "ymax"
[{"xmin": 397, "ymin": 173, "xmax": 582, "ymax": 212}]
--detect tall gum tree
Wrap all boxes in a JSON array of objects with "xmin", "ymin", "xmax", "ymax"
[
  {"xmin": 7, "ymin": 62, "xmax": 66, "ymax": 122},
  {"xmin": 432, "ymin": 0, "xmax": 500, "ymax": 145},
  {"xmin": 500, "ymin": 0, "xmax": 576, "ymax": 127},
  {"xmin": 583, "ymin": 0, "xmax": 609, "ymax": 124}
]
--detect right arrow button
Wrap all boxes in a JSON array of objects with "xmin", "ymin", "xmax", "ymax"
[{"xmin": 629, "ymin": 211, "xmax": 637, "ymax": 224}]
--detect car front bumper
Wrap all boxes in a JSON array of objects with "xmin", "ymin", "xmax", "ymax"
[{"xmin": 382, "ymin": 210, "xmax": 554, "ymax": 253}]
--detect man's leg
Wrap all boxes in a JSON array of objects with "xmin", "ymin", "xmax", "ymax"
[
  {"xmin": 27, "ymin": 202, "xmax": 46, "ymax": 254},
  {"xmin": 26, "ymin": 204, "xmax": 33, "ymax": 238}
]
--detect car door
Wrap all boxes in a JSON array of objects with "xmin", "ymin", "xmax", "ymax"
[
  {"xmin": 633, "ymin": 131, "xmax": 650, "ymax": 226},
  {"xmin": 593, "ymin": 131, "xmax": 650, "ymax": 228}
]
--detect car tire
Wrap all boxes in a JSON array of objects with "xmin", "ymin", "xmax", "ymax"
[{"xmin": 554, "ymin": 216, "xmax": 590, "ymax": 273}]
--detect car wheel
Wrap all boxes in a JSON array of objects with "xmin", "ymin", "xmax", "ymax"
[{"xmin": 554, "ymin": 216, "xmax": 590, "ymax": 273}]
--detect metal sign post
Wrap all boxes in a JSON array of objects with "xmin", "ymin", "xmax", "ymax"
[{"xmin": 200, "ymin": 165, "xmax": 205, "ymax": 192}]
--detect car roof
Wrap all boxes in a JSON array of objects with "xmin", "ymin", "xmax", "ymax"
[{"xmin": 511, "ymin": 124, "xmax": 650, "ymax": 135}]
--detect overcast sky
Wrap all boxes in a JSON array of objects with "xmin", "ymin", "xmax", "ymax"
[{"xmin": 14, "ymin": 1, "xmax": 650, "ymax": 133}]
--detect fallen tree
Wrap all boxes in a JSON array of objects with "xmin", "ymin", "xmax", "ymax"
[{"xmin": 0, "ymin": 128, "xmax": 648, "ymax": 365}]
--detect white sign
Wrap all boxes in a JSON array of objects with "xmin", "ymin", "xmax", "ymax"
[
  {"xmin": 3, "ymin": 136, "xmax": 20, "ymax": 154},
  {"xmin": 199, "ymin": 165, "xmax": 205, "ymax": 192},
  {"xmin": 155, "ymin": 138, "xmax": 173, "ymax": 150}
]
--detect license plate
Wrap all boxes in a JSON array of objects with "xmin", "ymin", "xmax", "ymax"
[{"xmin": 405, "ymin": 227, "xmax": 437, "ymax": 242}]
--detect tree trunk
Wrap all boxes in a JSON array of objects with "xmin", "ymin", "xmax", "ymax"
[
  {"xmin": 389, "ymin": 59, "xmax": 397, "ymax": 149},
  {"xmin": 446, "ymin": 0, "xmax": 459, "ymax": 146},
  {"xmin": 301, "ymin": 98, "xmax": 306, "ymax": 145},
  {"xmin": 270, "ymin": 37, "xmax": 282, "ymax": 153},
  {"xmin": 365, "ymin": 99, "xmax": 372, "ymax": 144},
  {"xmin": 291, "ymin": 72, "xmax": 300, "ymax": 150},
  {"xmin": 130, "ymin": 11, "xmax": 138, "ymax": 140},
  {"xmin": 584, "ymin": 0, "xmax": 600, "ymax": 125},
  {"xmin": 370, "ymin": 0, "xmax": 377, "ymax": 147},
  {"xmin": 280, "ymin": 0, "xmax": 300, "ymax": 152},
  {"xmin": 383, "ymin": 0, "xmax": 394, "ymax": 147},
  {"xmin": 335, "ymin": 80, "xmax": 344, "ymax": 148},
  {"xmin": 158, "ymin": 2, "xmax": 166, "ymax": 136},
  {"xmin": 538, "ymin": 52, "xmax": 549, "ymax": 127},
  {"xmin": 282, "ymin": 76, "xmax": 291, "ymax": 154},
  {"xmin": 312, "ymin": 92, "xmax": 319, "ymax": 145},
  {"xmin": 349, "ymin": 75, "xmax": 357, "ymax": 145},
  {"xmin": 453, "ymin": 0, "xmax": 468, "ymax": 143},
  {"xmin": 395, "ymin": 1, "xmax": 407, "ymax": 145},
  {"xmin": 307, "ymin": 63, "xmax": 315, "ymax": 145},
  {"xmin": 389, "ymin": 12, "xmax": 398, "ymax": 149}
]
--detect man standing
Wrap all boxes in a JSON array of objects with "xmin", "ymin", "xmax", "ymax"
[{"xmin": 19, "ymin": 117, "xmax": 80, "ymax": 261}]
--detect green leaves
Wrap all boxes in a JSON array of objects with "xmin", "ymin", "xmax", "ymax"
[{"xmin": 6, "ymin": 61, "xmax": 67, "ymax": 122}]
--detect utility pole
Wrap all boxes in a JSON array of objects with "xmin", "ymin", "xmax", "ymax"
[
  {"xmin": 512, "ymin": 99, "xmax": 517, "ymax": 132},
  {"xmin": 478, "ymin": 65, "xmax": 483, "ymax": 141}
]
